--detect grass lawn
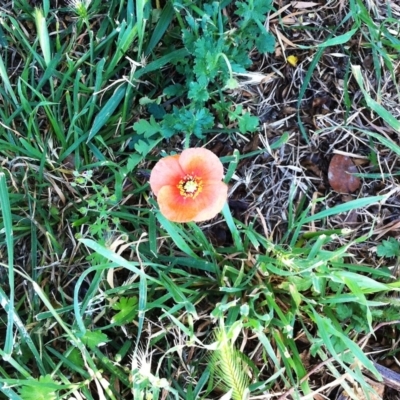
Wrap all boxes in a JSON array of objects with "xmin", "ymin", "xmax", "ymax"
[{"xmin": 1, "ymin": 0, "xmax": 400, "ymax": 399}]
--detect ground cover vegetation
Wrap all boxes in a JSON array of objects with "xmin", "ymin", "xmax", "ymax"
[{"xmin": 0, "ymin": 0, "xmax": 400, "ymax": 398}]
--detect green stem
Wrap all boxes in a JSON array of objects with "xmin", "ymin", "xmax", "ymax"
[{"xmin": 184, "ymin": 132, "xmax": 191, "ymax": 149}]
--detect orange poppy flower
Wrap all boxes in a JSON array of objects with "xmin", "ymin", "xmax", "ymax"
[{"xmin": 150, "ymin": 148, "xmax": 228, "ymax": 222}]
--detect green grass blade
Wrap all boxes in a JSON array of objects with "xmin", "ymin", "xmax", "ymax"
[
  {"xmin": 224, "ymin": 149, "xmax": 239, "ymax": 183},
  {"xmin": 156, "ymin": 213, "xmax": 198, "ymax": 258},
  {"xmin": 87, "ymin": 58, "xmax": 106, "ymax": 126},
  {"xmin": 318, "ymin": 126, "xmax": 400, "ymax": 158},
  {"xmin": 134, "ymin": 48, "xmax": 189, "ymax": 79},
  {"xmin": 33, "ymin": 7, "xmax": 51, "ymax": 66},
  {"xmin": 298, "ymin": 27, "xmax": 358, "ymax": 49},
  {"xmin": 145, "ymin": 2, "xmax": 174, "ymax": 55},
  {"xmin": 135, "ymin": 272, "xmax": 147, "ymax": 355},
  {"xmin": 88, "ymin": 85, "xmax": 126, "ymax": 142},
  {"xmin": 299, "ymin": 195, "xmax": 385, "ymax": 225},
  {"xmin": 0, "ymin": 24, "xmax": 7, "ymax": 47},
  {"xmin": 136, "ymin": 0, "xmax": 146, "ymax": 55},
  {"xmin": 105, "ymin": 21, "xmax": 138, "ymax": 76},
  {"xmin": 0, "ymin": 382, "xmax": 23, "ymax": 399},
  {"xmin": 296, "ymin": 45, "xmax": 325, "ymax": 143},
  {"xmin": 222, "ymin": 203, "xmax": 243, "ymax": 252},
  {"xmin": 0, "ymin": 55, "xmax": 18, "ymax": 106},
  {"xmin": 352, "ymin": 65, "xmax": 400, "ymax": 132},
  {"xmin": 0, "ymin": 172, "xmax": 15, "ymax": 359}
]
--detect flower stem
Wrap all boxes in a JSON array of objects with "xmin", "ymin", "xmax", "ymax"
[{"xmin": 184, "ymin": 132, "xmax": 191, "ymax": 149}]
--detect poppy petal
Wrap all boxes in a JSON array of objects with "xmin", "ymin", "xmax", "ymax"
[
  {"xmin": 179, "ymin": 148, "xmax": 224, "ymax": 182},
  {"xmin": 149, "ymin": 154, "xmax": 183, "ymax": 196},
  {"xmin": 157, "ymin": 185, "xmax": 200, "ymax": 222},
  {"xmin": 191, "ymin": 181, "xmax": 228, "ymax": 222}
]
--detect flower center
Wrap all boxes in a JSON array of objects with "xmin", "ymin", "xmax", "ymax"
[{"xmin": 178, "ymin": 175, "xmax": 203, "ymax": 198}]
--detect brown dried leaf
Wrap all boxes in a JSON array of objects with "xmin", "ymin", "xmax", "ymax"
[
  {"xmin": 243, "ymin": 135, "xmax": 259, "ymax": 153},
  {"xmin": 301, "ymin": 154, "xmax": 324, "ymax": 177},
  {"xmin": 352, "ymin": 157, "xmax": 370, "ymax": 166},
  {"xmin": 63, "ymin": 154, "xmax": 75, "ymax": 170},
  {"xmin": 282, "ymin": 106, "xmax": 298, "ymax": 115},
  {"xmin": 328, "ymin": 155, "xmax": 361, "ymax": 193},
  {"xmin": 311, "ymin": 95, "xmax": 332, "ymax": 116}
]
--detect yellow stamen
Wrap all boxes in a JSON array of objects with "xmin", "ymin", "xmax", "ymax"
[{"xmin": 177, "ymin": 175, "xmax": 203, "ymax": 198}]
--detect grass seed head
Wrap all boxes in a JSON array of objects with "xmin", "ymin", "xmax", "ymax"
[{"xmin": 67, "ymin": 0, "xmax": 91, "ymax": 20}]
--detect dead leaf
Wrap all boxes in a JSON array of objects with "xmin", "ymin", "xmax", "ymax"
[
  {"xmin": 374, "ymin": 219, "xmax": 400, "ymax": 240},
  {"xmin": 301, "ymin": 153, "xmax": 325, "ymax": 177},
  {"xmin": 328, "ymin": 155, "xmax": 361, "ymax": 193},
  {"xmin": 372, "ymin": 362, "xmax": 400, "ymax": 390},
  {"xmin": 209, "ymin": 141, "xmax": 233, "ymax": 157},
  {"xmin": 63, "ymin": 154, "xmax": 75, "ymax": 170},
  {"xmin": 353, "ymin": 158, "xmax": 370, "ymax": 166},
  {"xmin": 243, "ymin": 135, "xmax": 259, "ymax": 153},
  {"xmin": 363, "ymin": 54, "xmax": 374, "ymax": 70},
  {"xmin": 337, "ymin": 377, "xmax": 384, "ymax": 400},
  {"xmin": 282, "ymin": 106, "xmax": 298, "ymax": 114},
  {"xmin": 229, "ymin": 199, "xmax": 249, "ymax": 214},
  {"xmin": 311, "ymin": 95, "xmax": 332, "ymax": 115}
]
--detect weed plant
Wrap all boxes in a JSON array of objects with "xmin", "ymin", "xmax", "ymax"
[{"xmin": 0, "ymin": 0, "xmax": 400, "ymax": 399}]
